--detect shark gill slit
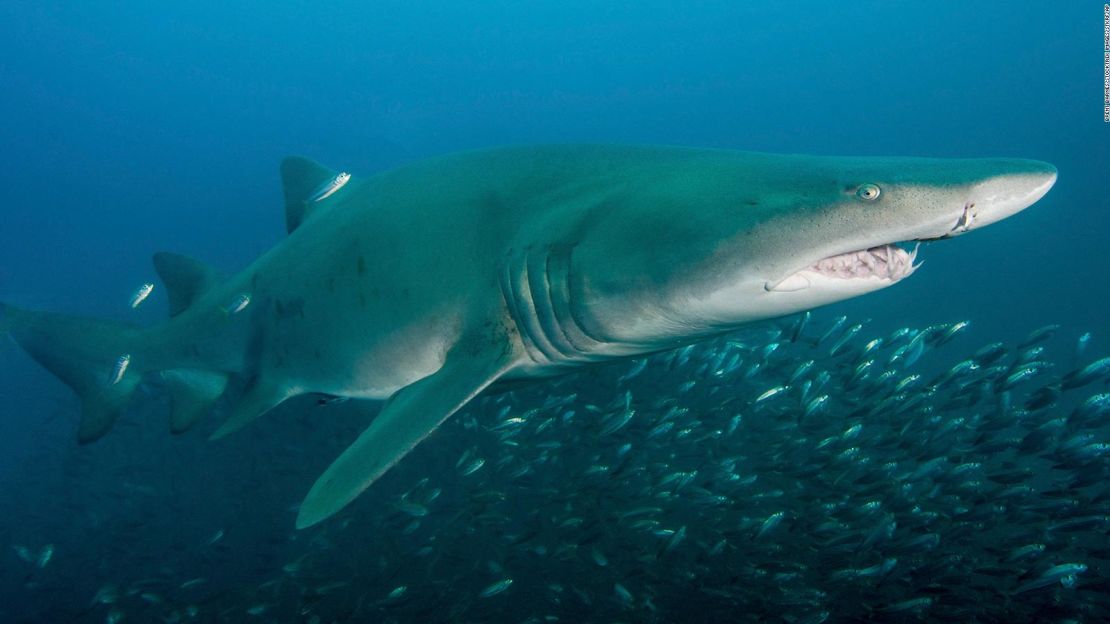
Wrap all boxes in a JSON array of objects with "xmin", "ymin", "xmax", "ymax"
[
  {"xmin": 527, "ymin": 248, "xmax": 582, "ymax": 360},
  {"xmin": 499, "ymin": 250, "xmax": 564, "ymax": 363},
  {"xmin": 496, "ymin": 255, "xmax": 536, "ymax": 360},
  {"xmin": 544, "ymin": 246, "xmax": 607, "ymax": 356}
]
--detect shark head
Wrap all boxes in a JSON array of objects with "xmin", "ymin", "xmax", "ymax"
[{"xmin": 570, "ymin": 150, "xmax": 1057, "ymax": 350}]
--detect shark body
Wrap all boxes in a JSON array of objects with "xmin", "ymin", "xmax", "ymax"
[{"xmin": 1, "ymin": 145, "xmax": 1057, "ymax": 528}]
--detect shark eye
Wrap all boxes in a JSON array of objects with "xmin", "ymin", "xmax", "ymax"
[{"xmin": 856, "ymin": 184, "xmax": 881, "ymax": 201}]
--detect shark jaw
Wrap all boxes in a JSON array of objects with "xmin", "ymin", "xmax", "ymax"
[{"xmin": 766, "ymin": 243, "xmax": 920, "ymax": 293}]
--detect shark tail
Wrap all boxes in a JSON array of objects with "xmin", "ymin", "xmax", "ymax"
[{"xmin": 1, "ymin": 301, "xmax": 143, "ymax": 442}]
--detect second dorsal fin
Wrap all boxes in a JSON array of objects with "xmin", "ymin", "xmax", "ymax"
[
  {"xmin": 281, "ymin": 156, "xmax": 351, "ymax": 234},
  {"xmin": 152, "ymin": 252, "xmax": 223, "ymax": 317}
]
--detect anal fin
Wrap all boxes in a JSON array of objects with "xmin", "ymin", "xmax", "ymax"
[
  {"xmin": 209, "ymin": 377, "xmax": 292, "ymax": 440},
  {"xmin": 162, "ymin": 369, "xmax": 229, "ymax": 434},
  {"xmin": 295, "ymin": 340, "xmax": 513, "ymax": 529}
]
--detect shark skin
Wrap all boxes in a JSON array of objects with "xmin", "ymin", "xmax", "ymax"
[{"xmin": 1, "ymin": 145, "xmax": 1057, "ymax": 528}]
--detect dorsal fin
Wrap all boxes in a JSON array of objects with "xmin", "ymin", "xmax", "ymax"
[
  {"xmin": 152, "ymin": 252, "xmax": 222, "ymax": 317},
  {"xmin": 281, "ymin": 156, "xmax": 350, "ymax": 234}
]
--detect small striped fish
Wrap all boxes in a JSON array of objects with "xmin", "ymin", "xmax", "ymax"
[
  {"xmin": 129, "ymin": 283, "xmax": 154, "ymax": 308},
  {"xmin": 308, "ymin": 172, "xmax": 351, "ymax": 202},
  {"xmin": 109, "ymin": 354, "xmax": 131, "ymax": 385}
]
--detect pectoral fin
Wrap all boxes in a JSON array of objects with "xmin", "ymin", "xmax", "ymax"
[{"xmin": 295, "ymin": 342, "xmax": 513, "ymax": 529}]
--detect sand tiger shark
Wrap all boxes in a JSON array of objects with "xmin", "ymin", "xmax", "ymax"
[{"xmin": 0, "ymin": 145, "xmax": 1056, "ymax": 528}]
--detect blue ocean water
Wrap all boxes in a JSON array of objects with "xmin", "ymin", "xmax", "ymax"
[{"xmin": 1, "ymin": 2, "xmax": 1108, "ymax": 622}]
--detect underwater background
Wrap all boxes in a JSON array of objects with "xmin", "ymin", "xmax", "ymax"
[{"xmin": 1, "ymin": 1, "xmax": 1108, "ymax": 622}]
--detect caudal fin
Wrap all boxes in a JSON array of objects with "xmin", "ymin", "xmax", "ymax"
[{"xmin": 2, "ymin": 302, "xmax": 142, "ymax": 442}]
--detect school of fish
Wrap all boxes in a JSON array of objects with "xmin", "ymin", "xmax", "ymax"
[{"xmin": 5, "ymin": 310, "xmax": 1110, "ymax": 623}]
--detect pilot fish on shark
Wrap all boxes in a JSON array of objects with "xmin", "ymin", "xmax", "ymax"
[
  {"xmin": 308, "ymin": 171, "xmax": 351, "ymax": 203},
  {"xmin": 0, "ymin": 144, "xmax": 1057, "ymax": 528}
]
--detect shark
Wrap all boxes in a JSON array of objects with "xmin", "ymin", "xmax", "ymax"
[{"xmin": 0, "ymin": 145, "xmax": 1057, "ymax": 528}]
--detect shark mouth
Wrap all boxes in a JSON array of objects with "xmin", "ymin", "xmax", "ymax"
[
  {"xmin": 767, "ymin": 244, "xmax": 921, "ymax": 292},
  {"xmin": 810, "ymin": 243, "xmax": 920, "ymax": 280}
]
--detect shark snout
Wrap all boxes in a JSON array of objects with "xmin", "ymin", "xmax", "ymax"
[
  {"xmin": 765, "ymin": 158, "xmax": 1057, "ymax": 295},
  {"xmin": 960, "ymin": 160, "xmax": 1057, "ymax": 232}
]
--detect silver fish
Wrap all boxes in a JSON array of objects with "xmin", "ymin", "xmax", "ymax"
[
  {"xmin": 614, "ymin": 582, "xmax": 634, "ymax": 605},
  {"xmin": 936, "ymin": 320, "xmax": 970, "ymax": 346},
  {"xmin": 1076, "ymin": 331, "xmax": 1092, "ymax": 360},
  {"xmin": 108, "ymin": 354, "xmax": 131, "ymax": 385},
  {"xmin": 599, "ymin": 409, "xmax": 635, "ymax": 435},
  {"xmin": 308, "ymin": 172, "xmax": 351, "ymax": 202},
  {"xmin": 386, "ymin": 585, "xmax": 407, "ymax": 600},
  {"xmin": 478, "ymin": 578, "xmax": 513, "ymax": 598},
  {"xmin": 755, "ymin": 385, "xmax": 788, "ymax": 403},
  {"xmin": 803, "ymin": 395, "xmax": 829, "ymax": 418},
  {"xmin": 1062, "ymin": 356, "xmax": 1110, "ymax": 390},
  {"xmin": 129, "ymin": 283, "xmax": 154, "ymax": 308},
  {"xmin": 618, "ymin": 359, "xmax": 649, "ymax": 384},
  {"xmin": 1018, "ymin": 323, "xmax": 1061, "ymax": 349},
  {"xmin": 460, "ymin": 457, "xmax": 486, "ymax": 476},
  {"xmin": 36, "ymin": 543, "xmax": 53, "ymax": 568},
  {"xmin": 755, "ymin": 511, "xmax": 785, "ymax": 539},
  {"xmin": 225, "ymin": 293, "xmax": 251, "ymax": 315}
]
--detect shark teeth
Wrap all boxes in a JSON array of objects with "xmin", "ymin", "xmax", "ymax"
[{"xmin": 810, "ymin": 244, "xmax": 920, "ymax": 281}]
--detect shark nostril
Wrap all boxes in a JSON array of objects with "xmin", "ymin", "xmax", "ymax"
[{"xmin": 952, "ymin": 203, "xmax": 976, "ymax": 232}]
